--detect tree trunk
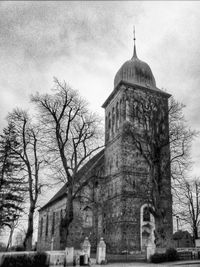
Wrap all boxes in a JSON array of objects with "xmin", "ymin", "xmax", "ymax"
[
  {"xmin": 23, "ymin": 203, "xmax": 35, "ymax": 251},
  {"xmin": 60, "ymin": 186, "xmax": 74, "ymax": 250},
  {"xmin": 6, "ymin": 226, "xmax": 14, "ymax": 251},
  {"xmin": 151, "ymin": 157, "xmax": 172, "ymax": 248},
  {"xmin": 193, "ymin": 224, "xmax": 198, "ymax": 240}
]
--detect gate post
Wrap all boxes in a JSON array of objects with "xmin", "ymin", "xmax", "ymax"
[
  {"xmin": 146, "ymin": 244, "xmax": 155, "ymax": 261},
  {"xmin": 50, "ymin": 237, "xmax": 54, "ymax": 251},
  {"xmin": 82, "ymin": 237, "xmax": 91, "ymax": 258},
  {"xmin": 96, "ymin": 237, "xmax": 106, "ymax": 264},
  {"xmin": 65, "ymin": 247, "xmax": 74, "ymax": 266}
]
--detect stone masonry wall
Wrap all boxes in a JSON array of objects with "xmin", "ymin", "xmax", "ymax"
[
  {"xmin": 103, "ymin": 83, "xmax": 173, "ymax": 252},
  {"xmin": 37, "ymin": 197, "xmax": 95, "ymax": 251}
]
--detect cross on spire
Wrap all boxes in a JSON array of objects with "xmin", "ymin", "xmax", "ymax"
[{"xmin": 132, "ymin": 26, "xmax": 138, "ymax": 59}]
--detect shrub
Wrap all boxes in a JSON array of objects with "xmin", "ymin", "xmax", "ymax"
[
  {"xmin": 1, "ymin": 252, "xmax": 48, "ymax": 267},
  {"xmin": 166, "ymin": 247, "xmax": 178, "ymax": 261},
  {"xmin": 1, "ymin": 254, "xmax": 30, "ymax": 267},
  {"xmin": 15, "ymin": 246, "xmax": 25, "ymax": 251},
  {"xmin": 150, "ymin": 253, "xmax": 167, "ymax": 263},
  {"xmin": 150, "ymin": 248, "xmax": 179, "ymax": 263},
  {"xmin": 32, "ymin": 252, "xmax": 48, "ymax": 267}
]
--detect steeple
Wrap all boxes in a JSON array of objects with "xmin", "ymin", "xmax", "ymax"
[
  {"xmin": 132, "ymin": 26, "xmax": 137, "ymax": 59},
  {"xmin": 114, "ymin": 27, "xmax": 156, "ymax": 89}
]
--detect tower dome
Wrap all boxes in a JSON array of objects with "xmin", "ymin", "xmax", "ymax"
[{"xmin": 114, "ymin": 41, "xmax": 156, "ymax": 88}]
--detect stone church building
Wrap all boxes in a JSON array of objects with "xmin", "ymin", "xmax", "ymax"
[{"xmin": 37, "ymin": 39, "xmax": 173, "ymax": 253}]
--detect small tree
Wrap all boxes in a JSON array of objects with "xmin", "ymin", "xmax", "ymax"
[
  {"xmin": 0, "ymin": 123, "xmax": 24, "ymax": 232},
  {"xmin": 7, "ymin": 109, "xmax": 45, "ymax": 250},
  {"xmin": 175, "ymin": 179, "xmax": 200, "ymax": 243},
  {"xmin": 31, "ymin": 78, "xmax": 103, "ymax": 248}
]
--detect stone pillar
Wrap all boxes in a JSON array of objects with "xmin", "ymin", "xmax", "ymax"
[
  {"xmin": 50, "ymin": 237, "xmax": 54, "ymax": 251},
  {"xmin": 65, "ymin": 247, "xmax": 74, "ymax": 266},
  {"xmin": 195, "ymin": 239, "xmax": 200, "ymax": 247},
  {"xmin": 146, "ymin": 244, "xmax": 155, "ymax": 261},
  {"xmin": 96, "ymin": 237, "xmax": 106, "ymax": 264},
  {"xmin": 82, "ymin": 237, "xmax": 91, "ymax": 258}
]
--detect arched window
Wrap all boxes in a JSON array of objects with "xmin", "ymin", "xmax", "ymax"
[
  {"xmin": 124, "ymin": 97, "xmax": 126, "ymax": 120},
  {"xmin": 40, "ymin": 217, "xmax": 43, "ymax": 238},
  {"xmin": 105, "ymin": 116, "xmax": 108, "ymax": 142},
  {"xmin": 116, "ymin": 102, "xmax": 119, "ymax": 130},
  {"xmin": 143, "ymin": 207, "xmax": 151, "ymax": 222},
  {"xmin": 120, "ymin": 99, "xmax": 123, "ymax": 123},
  {"xmin": 108, "ymin": 112, "xmax": 111, "ymax": 140},
  {"xmin": 83, "ymin": 206, "xmax": 93, "ymax": 227},
  {"xmin": 45, "ymin": 214, "xmax": 49, "ymax": 237},
  {"xmin": 112, "ymin": 107, "xmax": 115, "ymax": 135},
  {"xmin": 51, "ymin": 212, "xmax": 55, "ymax": 236}
]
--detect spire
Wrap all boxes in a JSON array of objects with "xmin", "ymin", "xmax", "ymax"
[{"xmin": 132, "ymin": 26, "xmax": 137, "ymax": 59}]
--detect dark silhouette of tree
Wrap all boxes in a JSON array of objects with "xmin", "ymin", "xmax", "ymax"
[
  {"xmin": 31, "ymin": 78, "xmax": 103, "ymax": 249},
  {"xmin": 7, "ymin": 109, "xmax": 45, "ymax": 250},
  {"xmin": 0, "ymin": 124, "xmax": 24, "ymax": 229},
  {"xmin": 174, "ymin": 178, "xmax": 200, "ymax": 243},
  {"xmin": 0, "ymin": 124, "xmax": 25, "ymax": 249}
]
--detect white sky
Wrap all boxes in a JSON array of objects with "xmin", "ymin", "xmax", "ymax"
[{"xmin": 1, "ymin": 1, "xmax": 200, "ymax": 243}]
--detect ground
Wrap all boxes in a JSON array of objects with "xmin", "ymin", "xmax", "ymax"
[{"xmin": 90, "ymin": 259, "xmax": 200, "ymax": 267}]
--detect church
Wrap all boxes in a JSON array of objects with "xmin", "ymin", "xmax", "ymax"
[{"xmin": 37, "ymin": 36, "xmax": 173, "ymax": 253}]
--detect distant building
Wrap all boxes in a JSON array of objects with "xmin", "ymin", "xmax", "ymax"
[
  {"xmin": 37, "ymin": 37, "xmax": 173, "ymax": 253},
  {"xmin": 173, "ymin": 230, "xmax": 194, "ymax": 248}
]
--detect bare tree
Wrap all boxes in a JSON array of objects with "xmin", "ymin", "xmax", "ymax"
[
  {"xmin": 123, "ymin": 89, "xmax": 196, "ymax": 247},
  {"xmin": 31, "ymin": 78, "xmax": 103, "ymax": 249},
  {"xmin": 7, "ymin": 109, "xmax": 45, "ymax": 250},
  {"xmin": 174, "ymin": 179, "xmax": 200, "ymax": 243}
]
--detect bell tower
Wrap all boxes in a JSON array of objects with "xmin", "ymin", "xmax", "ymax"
[{"xmin": 101, "ymin": 33, "xmax": 173, "ymax": 253}]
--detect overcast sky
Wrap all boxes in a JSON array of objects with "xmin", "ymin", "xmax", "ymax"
[{"xmin": 1, "ymin": 1, "xmax": 200, "ymax": 241}]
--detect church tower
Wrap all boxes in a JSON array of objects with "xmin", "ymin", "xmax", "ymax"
[{"xmin": 101, "ymin": 32, "xmax": 173, "ymax": 253}]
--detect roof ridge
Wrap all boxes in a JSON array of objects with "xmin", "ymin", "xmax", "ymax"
[{"xmin": 39, "ymin": 149, "xmax": 105, "ymax": 211}]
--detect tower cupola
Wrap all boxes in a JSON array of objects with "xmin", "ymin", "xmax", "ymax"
[{"xmin": 114, "ymin": 30, "xmax": 156, "ymax": 89}]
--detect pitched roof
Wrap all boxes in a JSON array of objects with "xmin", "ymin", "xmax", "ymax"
[
  {"xmin": 39, "ymin": 149, "xmax": 104, "ymax": 211},
  {"xmin": 102, "ymin": 80, "xmax": 171, "ymax": 109}
]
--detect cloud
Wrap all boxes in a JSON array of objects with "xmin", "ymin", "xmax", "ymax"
[
  {"xmin": 1, "ymin": 1, "xmax": 200, "ymax": 166},
  {"xmin": 0, "ymin": 4, "xmax": 200, "ymax": 181}
]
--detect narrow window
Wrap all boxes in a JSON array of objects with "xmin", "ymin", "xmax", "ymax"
[
  {"xmin": 116, "ymin": 102, "xmax": 119, "ymax": 129},
  {"xmin": 40, "ymin": 217, "xmax": 43, "ymax": 238},
  {"xmin": 52, "ymin": 212, "xmax": 55, "ymax": 236},
  {"xmin": 120, "ymin": 99, "xmax": 123, "ymax": 123},
  {"xmin": 112, "ymin": 107, "xmax": 115, "ymax": 135},
  {"xmin": 108, "ymin": 112, "xmax": 111, "ymax": 140},
  {"xmin": 46, "ymin": 214, "xmax": 49, "ymax": 237},
  {"xmin": 105, "ymin": 116, "xmax": 108, "ymax": 142},
  {"xmin": 124, "ymin": 97, "xmax": 126, "ymax": 120}
]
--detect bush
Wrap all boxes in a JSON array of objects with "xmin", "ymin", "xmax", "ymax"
[
  {"xmin": 1, "ymin": 252, "xmax": 48, "ymax": 267},
  {"xmin": 15, "ymin": 246, "xmax": 25, "ymax": 251},
  {"xmin": 150, "ymin": 253, "xmax": 167, "ymax": 263},
  {"xmin": 166, "ymin": 247, "xmax": 178, "ymax": 261},
  {"xmin": 150, "ymin": 248, "xmax": 179, "ymax": 263},
  {"xmin": 32, "ymin": 252, "xmax": 48, "ymax": 267},
  {"xmin": 1, "ymin": 254, "xmax": 30, "ymax": 267}
]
